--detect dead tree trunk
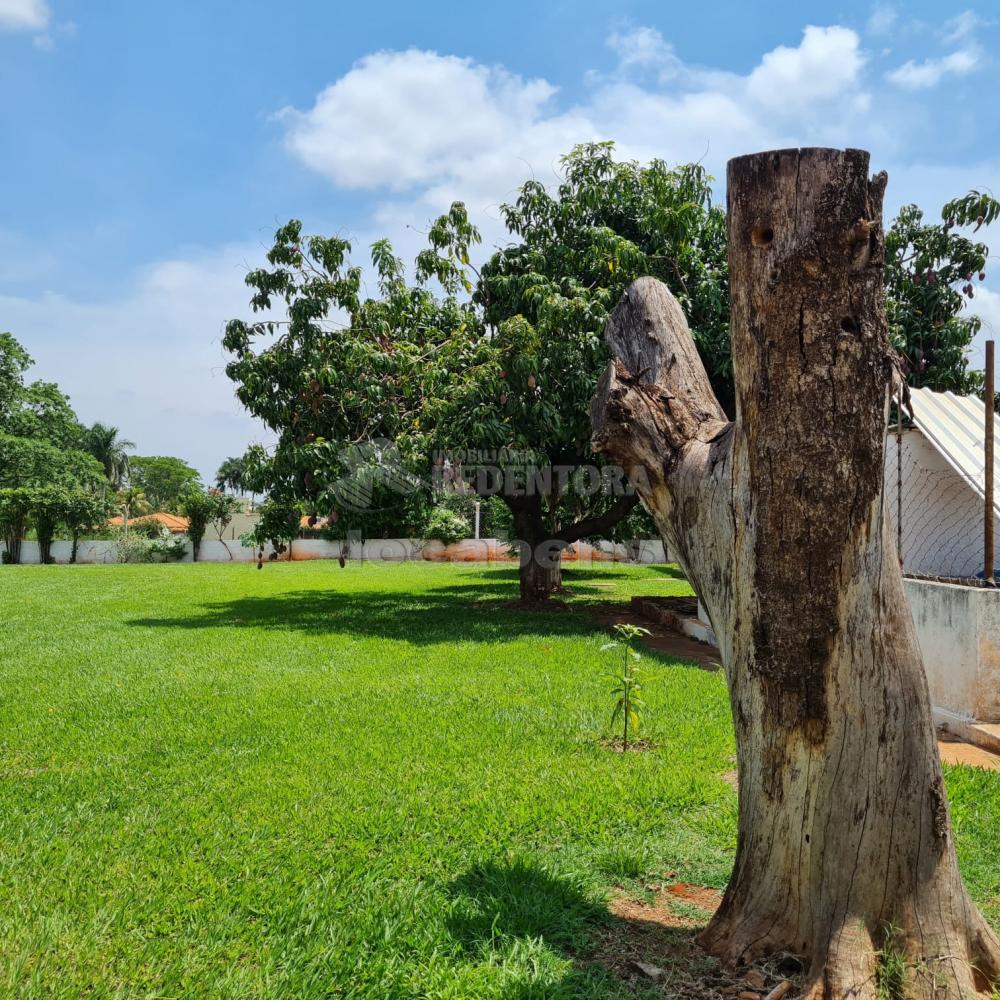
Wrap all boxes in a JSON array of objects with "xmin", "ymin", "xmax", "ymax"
[{"xmin": 592, "ymin": 148, "xmax": 1000, "ymax": 998}]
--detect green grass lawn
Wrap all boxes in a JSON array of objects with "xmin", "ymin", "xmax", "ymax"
[{"xmin": 0, "ymin": 561, "xmax": 996, "ymax": 999}]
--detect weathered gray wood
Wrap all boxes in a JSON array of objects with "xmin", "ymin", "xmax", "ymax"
[{"xmin": 592, "ymin": 147, "xmax": 1000, "ymax": 998}]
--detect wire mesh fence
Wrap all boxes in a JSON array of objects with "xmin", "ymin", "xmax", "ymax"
[{"xmin": 885, "ymin": 428, "xmax": 999, "ymax": 586}]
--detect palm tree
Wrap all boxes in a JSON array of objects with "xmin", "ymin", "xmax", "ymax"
[
  {"xmin": 116, "ymin": 487, "xmax": 149, "ymax": 539},
  {"xmin": 85, "ymin": 422, "xmax": 135, "ymax": 491},
  {"xmin": 215, "ymin": 456, "xmax": 245, "ymax": 495}
]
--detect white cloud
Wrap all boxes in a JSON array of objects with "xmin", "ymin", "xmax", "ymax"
[
  {"xmin": 606, "ymin": 26, "xmax": 681, "ymax": 80},
  {"xmin": 942, "ymin": 9, "xmax": 987, "ymax": 44},
  {"xmin": 886, "ymin": 47, "xmax": 981, "ymax": 88},
  {"xmin": 745, "ymin": 25, "xmax": 865, "ymax": 110},
  {"xmin": 0, "ymin": 244, "xmax": 275, "ymax": 480},
  {"xmin": 280, "ymin": 50, "xmax": 558, "ymax": 191},
  {"xmin": 0, "ymin": 0, "xmax": 49, "ymax": 31},
  {"xmin": 867, "ymin": 4, "xmax": 898, "ymax": 37},
  {"xmin": 280, "ymin": 25, "xmax": 870, "ymax": 220}
]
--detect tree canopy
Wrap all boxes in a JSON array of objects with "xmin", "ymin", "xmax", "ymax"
[
  {"xmin": 129, "ymin": 455, "xmax": 201, "ymax": 511},
  {"xmin": 0, "ymin": 331, "xmax": 138, "ymax": 562},
  {"xmin": 84, "ymin": 422, "xmax": 135, "ymax": 491},
  {"xmin": 0, "ymin": 333, "xmax": 105, "ymax": 491},
  {"xmin": 885, "ymin": 189, "xmax": 999, "ymax": 395},
  {"xmin": 224, "ymin": 143, "xmax": 997, "ymax": 598},
  {"xmin": 225, "ymin": 145, "xmax": 729, "ymax": 596}
]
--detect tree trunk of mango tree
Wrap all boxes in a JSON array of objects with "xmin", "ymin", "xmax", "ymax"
[
  {"xmin": 510, "ymin": 499, "xmax": 563, "ymax": 603},
  {"xmin": 506, "ymin": 492, "xmax": 639, "ymax": 603},
  {"xmin": 592, "ymin": 147, "xmax": 1000, "ymax": 998}
]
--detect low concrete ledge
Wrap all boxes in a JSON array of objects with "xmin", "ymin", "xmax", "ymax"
[{"xmin": 904, "ymin": 577, "xmax": 1000, "ymax": 725}]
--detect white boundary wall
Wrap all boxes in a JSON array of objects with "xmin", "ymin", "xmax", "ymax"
[{"xmin": 2, "ymin": 537, "xmax": 669, "ymax": 566}]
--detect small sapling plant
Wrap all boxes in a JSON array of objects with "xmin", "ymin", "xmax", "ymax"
[{"xmin": 602, "ymin": 623, "xmax": 650, "ymax": 751}]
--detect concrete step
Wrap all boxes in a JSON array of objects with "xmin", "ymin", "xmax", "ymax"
[{"xmin": 967, "ymin": 722, "xmax": 1000, "ymax": 755}]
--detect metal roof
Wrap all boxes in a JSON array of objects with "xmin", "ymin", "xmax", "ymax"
[{"xmin": 908, "ymin": 386, "xmax": 1000, "ymax": 509}]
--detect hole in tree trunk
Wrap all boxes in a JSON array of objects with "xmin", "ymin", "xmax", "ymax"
[
  {"xmin": 751, "ymin": 225, "xmax": 774, "ymax": 247},
  {"xmin": 840, "ymin": 316, "xmax": 860, "ymax": 334}
]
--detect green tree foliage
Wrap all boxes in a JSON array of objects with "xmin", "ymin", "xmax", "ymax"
[
  {"xmin": 885, "ymin": 190, "xmax": 1000, "ymax": 395},
  {"xmin": 0, "ymin": 333, "xmax": 85, "ymax": 446},
  {"xmin": 177, "ymin": 489, "xmax": 214, "ymax": 562},
  {"xmin": 244, "ymin": 496, "xmax": 301, "ymax": 566},
  {"xmin": 129, "ymin": 455, "xmax": 201, "ymax": 511},
  {"xmin": 178, "ymin": 488, "xmax": 240, "ymax": 561},
  {"xmin": 0, "ymin": 333, "xmax": 33, "ymax": 428},
  {"xmin": 5, "ymin": 380, "xmax": 85, "ymax": 449},
  {"xmin": 0, "ymin": 483, "xmax": 113, "ymax": 565},
  {"xmin": 84, "ymin": 423, "xmax": 135, "ymax": 490},
  {"xmin": 223, "ymin": 144, "xmax": 998, "ymax": 598},
  {"xmin": 224, "ymin": 146, "xmax": 726, "ymax": 598},
  {"xmin": 63, "ymin": 492, "xmax": 114, "ymax": 563},
  {"xmin": 0, "ymin": 433, "xmax": 104, "ymax": 490},
  {"xmin": 0, "ymin": 488, "xmax": 32, "ymax": 564},
  {"xmin": 215, "ymin": 456, "xmax": 247, "ymax": 495},
  {"xmin": 31, "ymin": 486, "xmax": 70, "ymax": 564},
  {"xmin": 0, "ymin": 333, "xmax": 101, "ymax": 490},
  {"xmin": 115, "ymin": 486, "xmax": 151, "ymax": 527},
  {"xmin": 479, "ymin": 142, "xmax": 729, "ymax": 410},
  {"xmin": 423, "ymin": 505, "xmax": 470, "ymax": 546}
]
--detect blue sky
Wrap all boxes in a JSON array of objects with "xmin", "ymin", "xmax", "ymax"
[{"xmin": 1, "ymin": 0, "xmax": 998, "ymax": 479}]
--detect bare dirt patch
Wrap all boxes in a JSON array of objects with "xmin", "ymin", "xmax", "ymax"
[
  {"xmin": 663, "ymin": 882, "xmax": 724, "ymax": 911},
  {"xmin": 597, "ymin": 736, "xmax": 657, "ymax": 754},
  {"xmin": 589, "ymin": 887, "xmax": 802, "ymax": 998}
]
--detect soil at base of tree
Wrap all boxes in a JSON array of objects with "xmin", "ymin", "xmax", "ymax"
[{"xmin": 589, "ymin": 883, "xmax": 804, "ymax": 998}]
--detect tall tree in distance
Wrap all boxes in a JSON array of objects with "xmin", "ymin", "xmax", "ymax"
[
  {"xmin": 592, "ymin": 148, "xmax": 999, "ymax": 998},
  {"xmin": 0, "ymin": 332, "xmax": 104, "ymax": 491},
  {"xmin": 215, "ymin": 456, "xmax": 246, "ymax": 495},
  {"xmin": 129, "ymin": 455, "xmax": 200, "ymax": 511},
  {"xmin": 85, "ymin": 423, "xmax": 135, "ymax": 491}
]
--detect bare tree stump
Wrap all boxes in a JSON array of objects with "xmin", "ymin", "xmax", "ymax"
[{"xmin": 591, "ymin": 147, "xmax": 1000, "ymax": 998}]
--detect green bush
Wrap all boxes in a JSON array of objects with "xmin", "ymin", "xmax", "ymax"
[
  {"xmin": 148, "ymin": 535, "xmax": 188, "ymax": 562},
  {"xmin": 111, "ymin": 527, "xmax": 154, "ymax": 564},
  {"xmin": 423, "ymin": 505, "xmax": 469, "ymax": 546}
]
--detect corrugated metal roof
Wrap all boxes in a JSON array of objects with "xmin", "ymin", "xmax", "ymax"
[{"xmin": 908, "ymin": 386, "xmax": 999, "ymax": 510}]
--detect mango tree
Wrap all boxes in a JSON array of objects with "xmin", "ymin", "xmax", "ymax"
[{"xmin": 223, "ymin": 145, "xmax": 727, "ymax": 601}]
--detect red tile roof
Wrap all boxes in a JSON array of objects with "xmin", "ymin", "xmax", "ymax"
[{"xmin": 108, "ymin": 512, "xmax": 189, "ymax": 533}]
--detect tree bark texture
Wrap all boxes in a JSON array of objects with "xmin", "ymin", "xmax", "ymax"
[
  {"xmin": 505, "ymin": 492, "xmax": 638, "ymax": 603},
  {"xmin": 591, "ymin": 148, "xmax": 1000, "ymax": 998}
]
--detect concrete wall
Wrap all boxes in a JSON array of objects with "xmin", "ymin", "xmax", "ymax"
[
  {"xmin": 2, "ymin": 537, "xmax": 669, "ymax": 566},
  {"xmin": 905, "ymin": 577, "xmax": 1000, "ymax": 723},
  {"xmin": 215, "ymin": 511, "xmax": 261, "ymax": 541}
]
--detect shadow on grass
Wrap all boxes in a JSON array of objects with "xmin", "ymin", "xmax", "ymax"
[
  {"xmin": 126, "ymin": 563, "xmax": 706, "ymax": 672},
  {"xmin": 445, "ymin": 859, "xmax": 712, "ymax": 999},
  {"xmin": 644, "ymin": 564, "xmax": 689, "ymax": 581},
  {"xmin": 127, "ymin": 588, "xmax": 599, "ymax": 644},
  {"xmin": 127, "ymin": 588, "xmax": 708, "ymax": 672}
]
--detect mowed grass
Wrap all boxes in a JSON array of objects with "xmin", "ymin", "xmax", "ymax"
[{"xmin": 0, "ymin": 560, "xmax": 996, "ymax": 999}]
